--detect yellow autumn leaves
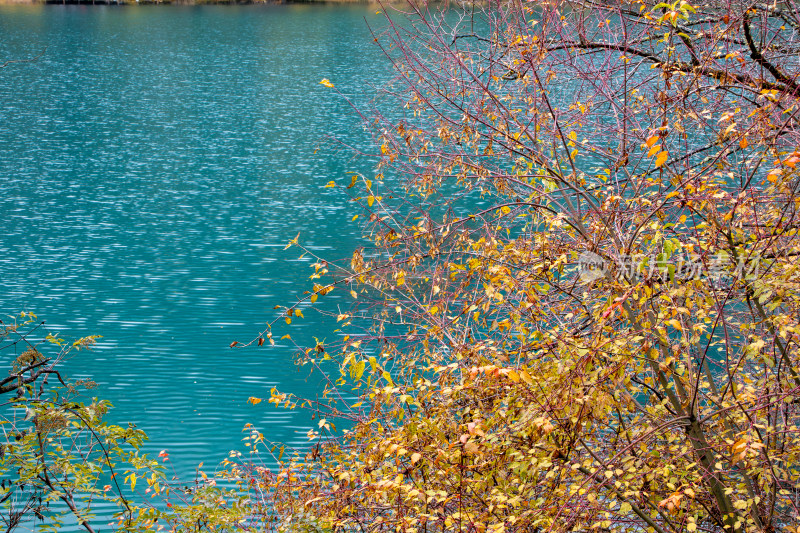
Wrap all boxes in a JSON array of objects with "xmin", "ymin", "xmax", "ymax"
[{"xmin": 644, "ymin": 133, "xmax": 669, "ymax": 168}]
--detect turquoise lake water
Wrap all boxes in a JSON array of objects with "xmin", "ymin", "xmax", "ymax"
[{"xmin": 0, "ymin": 4, "xmax": 393, "ymax": 476}]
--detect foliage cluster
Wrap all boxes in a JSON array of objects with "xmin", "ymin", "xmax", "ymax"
[
  {"xmin": 0, "ymin": 313, "xmax": 255, "ymax": 532},
  {"xmin": 0, "ymin": 313, "xmax": 149, "ymax": 532}
]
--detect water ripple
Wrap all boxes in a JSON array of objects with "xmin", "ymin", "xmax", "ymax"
[{"xmin": 0, "ymin": 3, "xmax": 390, "ymax": 482}]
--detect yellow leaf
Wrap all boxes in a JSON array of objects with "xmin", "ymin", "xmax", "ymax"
[
  {"xmin": 304, "ymin": 497, "xmax": 324, "ymax": 507},
  {"xmin": 248, "ymin": 397, "xmax": 262, "ymax": 405},
  {"xmin": 319, "ymin": 78, "xmax": 334, "ymax": 88},
  {"xmin": 310, "ymin": 294, "xmax": 318, "ymax": 303},
  {"xmin": 411, "ymin": 452, "xmax": 422, "ymax": 464},
  {"xmin": 730, "ymin": 438, "xmax": 747, "ymax": 456},
  {"xmin": 285, "ymin": 317, "xmax": 292, "ymax": 325},
  {"xmin": 655, "ymin": 150, "xmax": 669, "ymax": 168},
  {"xmin": 464, "ymin": 441, "xmax": 480, "ymax": 455},
  {"xmin": 739, "ymin": 137, "xmax": 748, "ymax": 149},
  {"xmin": 520, "ymin": 370, "xmax": 533, "ymax": 385},
  {"xmin": 646, "ymin": 135, "xmax": 659, "ymax": 148},
  {"xmin": 396, "ymin": 271, "xmax": 406, "ymax": 286},
  {"xmin": 347, "ymin": 175, "xmax": 357, "ymax": 189},
  {"xmin": 647, "ymin": 144, "xmax": 661, "ymax": 157},
  {"xmin": 429, "ymin": 305, "xmax": 439, "ymax": 314},
  {"xmin": 352, "ymin": 360, "xmax": 366, "ymax": 380},
  {"xmin": 284, "ymin": 232, "xmax": 300, "ymax": 250},
  {"xmin": 350, "ymin": 290, "xmax": 358, "ymax": 299},
  {"xmin": 324, "ymin": 181, "xmax": 335, "ymax": 188}
]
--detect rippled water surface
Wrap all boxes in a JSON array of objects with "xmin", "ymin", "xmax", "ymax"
[{"xmin": 0, "ymin": 4, "xmax": 392, "ymax": 474}]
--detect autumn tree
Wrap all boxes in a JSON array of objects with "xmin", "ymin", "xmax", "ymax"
[{"xmin": 236, "ymin": 0, "xmax": 800, "ymax": 532}]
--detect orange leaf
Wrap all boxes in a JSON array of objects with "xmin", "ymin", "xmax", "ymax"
[{"xmin": 655, "ymin": 151, "xmax": 669, "ymax": 168}]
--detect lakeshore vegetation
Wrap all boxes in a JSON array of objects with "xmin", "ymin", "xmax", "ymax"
[{"xmin": 4, "ymin": 0, "xmax": 800, "ymax": 531}]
